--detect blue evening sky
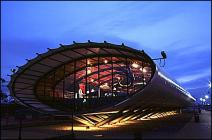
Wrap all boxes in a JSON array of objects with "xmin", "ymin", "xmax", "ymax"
[{"xmin": 1, "ymin": 1, "xmax": 211, "ymax": 102}]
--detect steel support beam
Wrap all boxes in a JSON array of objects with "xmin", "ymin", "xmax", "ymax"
[
  {"xmin": 111, "ymin": 56, "xmax": 114, "ymax": 97},
  {"xmin": 86, "ymin": 58, "xmax": 88, "ymax": 98},
  {"xmin": 126, "ymin": 57, "xmax": 129, "ymax": 95},
  {"xmin": 63, "ymin": 65, "xmax": 65, "ymax": 99},
  {"xmin": 98, "ymin": 56, "xmax": 100, "ymax": 98}
]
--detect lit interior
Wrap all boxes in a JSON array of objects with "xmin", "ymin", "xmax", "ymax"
[{"xmin": 36, "ymin": 54, "xmax": 153, "ymax": 112}]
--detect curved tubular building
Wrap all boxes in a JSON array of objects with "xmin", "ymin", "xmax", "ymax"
[{"xmin": 8, "ymin": 41, "xmax": 196, "ymax": 126}]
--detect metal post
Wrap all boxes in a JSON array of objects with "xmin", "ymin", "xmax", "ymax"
[
  {"xmin": 72, "ymin": 61, "xmax": 76, "ymax": 137},
  {"xmin": 111, "ymin": 56, "xmax": 114, "ymax": 97},
  {"xmin": 126, "ymin": 57, "xmax": 129, "ymax": 95},
  {"xmin": 86, "ymin": 58, "xmax": 88, "ymax": 99},
  {"xmin": 98, "ymin": 56, "xmax": 100, "ymax": 98},
  {"xmin": 74, "ymin": 61, "xmax": 76, "ymax": 100},
  {"xmin": 53, "ymin": 71, "xmax": 55, "ymax": 99},
  {"xmin": 142, "ymin": 61, "xmax": 144, "ymax": 88},
  {"xmin": 63, "ymin": 65, "xmax": 65, "ymax": 100}
]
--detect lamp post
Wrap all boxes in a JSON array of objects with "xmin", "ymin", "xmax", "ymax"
[
  {"xmin": 200, "ymin": 98, "xmax": 203, "ymax": 105},
  {"xmin": 202, "ymin": 99, "xmax": 206, "ymax": 105},
  {"xmin": 205, "ymin": 95, "xmax": 209, "ymax": 105}
]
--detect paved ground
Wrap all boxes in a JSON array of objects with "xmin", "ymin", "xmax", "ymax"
[
  {"xmin": 142, "ymin": 110, "xmax": 211, "ymax": 139},
  {"xmin": 1, "ymin": 110, "xmax": 211, "ymax": 139}
]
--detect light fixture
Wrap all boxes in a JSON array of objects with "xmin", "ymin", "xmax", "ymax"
[
  {"xmin": 87, "ymin": 60, "xmax": 91, "ymax": 65},
  {"xmin": 100, "ymin": 83, "xmax": 109, "ymax": 89},
  {"xmin": 87, "ymin": 69, "xmax": 91, "ymax": 74},
  {"xmin": 205, "ymin": 95, "xmax": 209, "ymax": 99},
  {"xmin": 202, "ymin": 99, "xmax": 206, "ymax": 102},
  {"xmin": 91, "ymin": 89, "xmax": 95, "ymax": 92},
  {"xmin": 208, "ymin": 81, "xmax": 211, "ymax": 88},
  {"xmin": 143, "ymin": 67, "xmax": 147, "ymax": 73},
  {"xmin": 132, "ymin": 63, "xmax": 139, "ymax": 68},
  {"xmin": 140, "ymin": 67, "xmax": 148, "ymax": 73},
  {"xmin": 200, "ymin": 98, "xmax": 203, "ymax": 101},
  {"xmin": 104, "ymin": 59, "xmax": 108, "ymax": 64}
]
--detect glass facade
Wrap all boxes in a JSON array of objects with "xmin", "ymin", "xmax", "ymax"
[{"xmin": 35, "ymin": 54, "xmax": 153, "ymax": 112}]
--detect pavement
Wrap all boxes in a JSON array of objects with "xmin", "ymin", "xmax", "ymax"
[
  {"xmin": 142, "ymin": 110, "xmax": 211, "ymax": 139},
  {"xmin": 1, "ymin": 110, "xmax": 211, "ymax": 139}
]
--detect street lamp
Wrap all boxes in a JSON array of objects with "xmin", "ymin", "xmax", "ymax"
[
  {"xmin": 208, "ymin": 81, "xmax": 211, "ymax": 89},
  {"xmin": 202, "ymin": 99, "xmax": 206, "ymax": 105},
  {"xmin": 205, "ymin": 95, "xmax": 209, "ymax": 99},
  {"xmin": 200, "ymin": 98, "xmax": 203, "ymax": 105}
]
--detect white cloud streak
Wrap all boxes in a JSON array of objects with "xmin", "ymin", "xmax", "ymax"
[{"xmin": 176, "ymin": 68, "xmax": 211, "ymax": 83}]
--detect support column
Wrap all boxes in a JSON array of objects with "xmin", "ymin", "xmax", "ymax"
[
  {"xmin": 111, "ymin": 56, "xmax": 114, "ymax": 97},
  {"xmin": 53, "ymin": 71, "xmax": 56, "ymax": 99},
  {"xmin": 98, "ymin": 56, "xmax": 100, "ymax": 98},
  {"xmin": 85, "ymin": 58, "xmax": 88, "ymax": 99},
  {"xmin": 126, "ymin": 57, "xmax": 129, "ymax": 96},
  {"xmin": 142, "ymin": 61, "xmax": 144, "ymax": 88},
  {"xmin": 72, "ymin": 60, "xmax": 76, "ymax": 135},
  {"xmin": 63, "ymin": 65, "xmax": 65, "ymax": 100},
  {"xmin": 74, "ymin": 61, "xmax": 76, "ymax": 99}
]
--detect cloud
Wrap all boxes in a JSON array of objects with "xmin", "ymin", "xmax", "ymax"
[
  {"xmin": 186, "ymin": 86, "xmax": 209, "ymax": 90},
  {"xmin": 176, "ymin": 68, "xmax": 211, "ymax": 83}
]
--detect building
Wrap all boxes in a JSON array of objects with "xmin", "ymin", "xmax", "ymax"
[{"xmin": 8, "ymin": 41, "xmax": 196, "ymax": 126}]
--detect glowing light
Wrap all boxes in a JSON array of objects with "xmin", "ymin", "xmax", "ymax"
[
  {"xmin": 143, "ymin": 67, "xmax": 148, "ymax": 73},
  {"xmin": 132, "ymin": 63, "xmax": 139, "ymax": 68},
  {"xmin": 205, "ymin": 95, "xmax": 209, "ymax": 99},
  {"xmin": 100, "ymin": 83, "xmax": 110, "ymax": 89},
  {"xmin": 200, "ymin": 98, "xmax": 203, "ymax": 101},
  {"xmin": 122, "ymin": 110, "xmax": 129, "ymax": 113},
  {"xmin": 90, "ymin": 79, "xmax": 94, "ymax": 82},
  {"xmin": 134, "ymin": 109, "xmax": 138, "ymax": 112},
  {"xmin": 202, "ymin": 99, "xmax": 206, "ymax": 102},
  {"xmin": 60, "ymin": 126, "xmax": 102, "ymax": 131},
  {"xmin": 140, "ymin": 67, "xmax": 148, "ymax": 73},
  {"xmin": 208, "ymin": 81, "xmax": 211, "ymax": 88},
  {"xmin": 87, "ymin": 69, "xmax": 91, "ymax": 74},
  {"xmin": 91, "ymin": 89, "xmax": 95, "ymax": 92},
  {"xmin": 93, "ymin": 134, "xmax": 103, "ymax": 137},
  {"xmin": 104, "ymin": 59, "xmax": 108, "ymax": 64},
  {"xmin": 83, "ymin": 110, "xmax": 119, "ymax": 115},
  {"xmin": 87, "ymin": 60, "xmax": 91, "ymax": 65}
]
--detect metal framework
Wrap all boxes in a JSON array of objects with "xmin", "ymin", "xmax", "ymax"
[{"xmin": 8, "ymin": 41, "xmax": 195, "ymax": 123}]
